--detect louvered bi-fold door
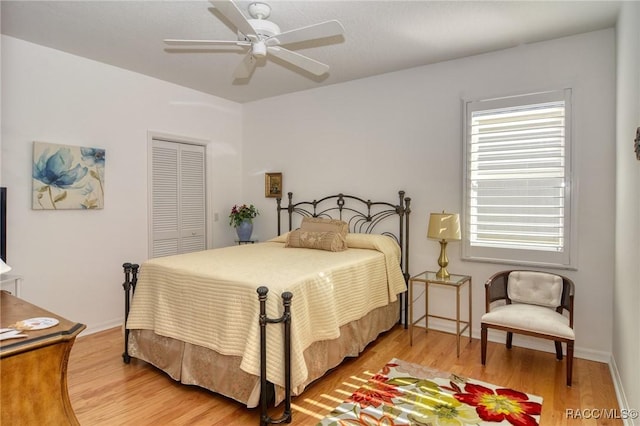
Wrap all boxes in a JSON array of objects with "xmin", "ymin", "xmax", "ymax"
[{"xmin": 151, "ymin": 139, "xmax": 206, "ymax": 258}]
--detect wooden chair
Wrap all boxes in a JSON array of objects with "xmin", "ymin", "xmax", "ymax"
[{"xmin": 480, "ymin": 270, "xmax": 575, "ymax": 386}]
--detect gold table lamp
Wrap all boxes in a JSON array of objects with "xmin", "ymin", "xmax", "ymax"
[{"xmin": 427, "ymin": 212, "xmax": 461, "ymax": 279}]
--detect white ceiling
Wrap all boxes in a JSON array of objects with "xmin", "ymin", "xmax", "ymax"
[{"xmin": 1, "ymin": 1, "xmax": 621, "ymax": 103}]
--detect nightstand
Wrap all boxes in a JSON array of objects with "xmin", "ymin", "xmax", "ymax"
[
  {"xmin": 409, "ymin": 270, "xmax": 472, "ymax": 357},
  {"xmin": 235, "ymin": 239, "xmax": 258, "ymax": 245}
]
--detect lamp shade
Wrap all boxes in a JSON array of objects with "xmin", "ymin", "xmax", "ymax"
[
  {"xmin": 0, "ymin": 259, "xmax": 11, "ymax": 274},
  {"xmin": 427, "ymin": 212, "xmax": 461, "ymax": 241}
]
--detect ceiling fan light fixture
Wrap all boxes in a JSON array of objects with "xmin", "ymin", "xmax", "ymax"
[
  {"xmin": 252, "ymin": 41, "xmax": 267, "ymax": 58},
  {"xmin": 167, "ymin": 0, "xmax": 344, "ymax": 80}
]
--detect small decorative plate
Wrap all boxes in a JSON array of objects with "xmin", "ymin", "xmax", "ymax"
[{"xmin": 13, "ymin": 317, "xmax": 59, "ymax": 330}]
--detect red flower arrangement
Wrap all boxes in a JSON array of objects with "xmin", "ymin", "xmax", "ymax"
[{"xmin": 228, "ymin": 203, "xmax": 259, "ymax": 227}]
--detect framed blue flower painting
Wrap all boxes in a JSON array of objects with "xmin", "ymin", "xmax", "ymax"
[{"xmin": 32, "ymin": 141, "xmax": 105, "ymax": 210}]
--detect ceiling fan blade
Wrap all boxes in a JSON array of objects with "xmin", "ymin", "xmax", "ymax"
[
  {"xmin": 267, "ymin": 46, "xmax": 330, "ymax": 76},
  {"xmin": 164, "ymin": 39, "xmax": 249, "ymax": 47},
  {"xmin": 210, "ymin": 0, "xmax": 257, "ymax": 39},
  {"xmin": 267, "ymin": 20, "xmax": 344, "ymax": 46},
  {"xmin": 233, "ymin": 51, "xmax": 258, "ymax": 79}
]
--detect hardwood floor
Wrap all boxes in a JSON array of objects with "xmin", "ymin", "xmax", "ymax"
[{"xmin": 68, "ymin": 326, "xmax": 622, "ymax": 425}]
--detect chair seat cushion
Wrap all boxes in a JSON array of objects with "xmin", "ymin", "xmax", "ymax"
[{"xmin": 481, "ymin": 303, "xmax": 575, "ymax": 340}]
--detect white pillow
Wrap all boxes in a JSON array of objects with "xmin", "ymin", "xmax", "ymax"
[{"xmin": 507, "ymin": 271, "xmax": 563, "ymax": 308}]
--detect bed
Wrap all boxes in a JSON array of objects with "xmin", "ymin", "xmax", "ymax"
[{"xmin": 121, "ymin": 191, "xmax": 411, "ymax": 422}]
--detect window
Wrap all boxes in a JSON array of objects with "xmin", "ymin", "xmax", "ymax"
[{"xmin": 462, "ymin": 89, "xmax": 574, "ymax": 268}]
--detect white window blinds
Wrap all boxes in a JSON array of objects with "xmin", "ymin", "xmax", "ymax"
[{"xmin": 463, "ymin": 90, "xmax": 574, "ymax": 268}]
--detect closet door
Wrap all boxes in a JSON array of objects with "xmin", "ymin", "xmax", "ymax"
[{"xmin": 150, "ymin": 139, "xmax": 206, "ymax": 258}]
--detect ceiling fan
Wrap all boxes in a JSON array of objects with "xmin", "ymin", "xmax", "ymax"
[{"xmin": 164, "ymin": 0, "xmax": 345, "ymax": 80}]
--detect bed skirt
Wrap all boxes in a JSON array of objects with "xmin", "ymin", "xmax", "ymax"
[{"xmin": 127, "ymin": 299, "xmax": 399, "ymax": 408}]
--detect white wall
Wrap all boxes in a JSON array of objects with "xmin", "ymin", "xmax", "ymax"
[
  {"xmin": 614, "ymin": 2, "xmax": 640, "ymax": 419},
  {"xmin": 243, "ymin": 29, "xmax": 617, "ymax": 361},
  {"xmin": 1, "ymin": 36, "xmax": 243, "ymax": 332}
]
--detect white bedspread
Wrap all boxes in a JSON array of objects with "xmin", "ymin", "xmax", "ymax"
[{"xmin": 126, "ymin": 234, "xmax": 406, "ymax": 394}]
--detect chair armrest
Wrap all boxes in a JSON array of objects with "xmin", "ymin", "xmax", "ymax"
[
  {"xmin": 484, "ymin": 270, "xmax": 512, "ymax": 312},
  {"xmin": 560, "ymin": 276, "xmax": 575, "ymax": 327}
]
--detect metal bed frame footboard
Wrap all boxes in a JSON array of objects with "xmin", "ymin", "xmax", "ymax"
[
  {"xmin": 258, "ymin": 287, "xmax": 293, "ymax": 426},
  {"xmin": 277, "ymin": 190, "xmax": 411, "ymax": 326},
  {"xmin": 121, "ymin": 264, "xmax": 293, "ymax": 425}
]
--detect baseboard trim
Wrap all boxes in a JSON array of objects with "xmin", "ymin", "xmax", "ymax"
[
  {"xmin": 77, "ymin": 318, "xmax": 123, "ymax": 337},
  {"xmin": 609, "ymin": 355, "xmax": 637, "ymax": 426}
]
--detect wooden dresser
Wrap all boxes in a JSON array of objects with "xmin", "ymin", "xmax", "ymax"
[{"xmin": 0, "ymin": 291, "xmax": 85, "ymax": 425}]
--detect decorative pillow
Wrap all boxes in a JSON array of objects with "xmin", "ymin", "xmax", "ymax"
[
  {"xmin": 300, "ymin": 217, "xmax": 348, "ymax": 236},
  {"xmin": 507, "ymin": 271, "xmax": 563, "ymax": 308},
  {"xmin": 285, "ymin": 229, "xmax": 347, "ymax": 252}
]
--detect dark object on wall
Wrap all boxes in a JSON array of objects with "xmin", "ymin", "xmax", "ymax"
[
  {"xmin": 1, "ymin": 187, "xmax": 6, "ymax": 263},
  {"xmin": 635, "ymin": 127, "xmax": 640, "ymax": 160}
]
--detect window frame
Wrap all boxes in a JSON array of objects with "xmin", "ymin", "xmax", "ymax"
[{"xmin": 461, "ymin": 89, "xmax": 577, "ymax": 269}]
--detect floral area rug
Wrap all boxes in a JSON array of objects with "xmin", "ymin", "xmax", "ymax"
[{"xmin": 318, "ymin": 358, "xmax": 543, "ymax": 426}]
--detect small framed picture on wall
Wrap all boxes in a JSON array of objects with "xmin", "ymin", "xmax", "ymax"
[{"xmin": 265, "ymin": 172, "xmax": 282, "ymax": 198}]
